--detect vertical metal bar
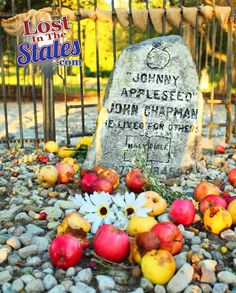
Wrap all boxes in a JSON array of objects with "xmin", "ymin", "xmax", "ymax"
[
  {"xmin": 0, "ymin": 27, "xmax": 10, "ymax": 149},
  {"xmin": 198, "ymin": 31, "xmax": 203, "ymax": 77},
  {"xmin": 31, "ymin": 64, "xmax": 39, "ymax": 148},
  {"xmin": 77, "ymin": 0, "xmax": 86, "ymax": 135},
  {"xmin": 111, "ymin": 0, "xmax": 116, "ymax": 65},
  {"xmin": 15, "ymin": 37, "xmax": 24, "ymax": 147},
  {"xmin": 209, "ymin": 4, "xmax": 216, "ymax": 139},
  {"xmin": 145, "ymin": 0, "xmax": 150, "ymax": 39},
  {"xmin": 195, "ymin": 0, "xmax": 199, "ymax": 66},
  {"xmin": 226, "ymin": 9, "xmax": 233, "ymax": 142},
  {"xmin": 162, "ymin": 0, "xmax": 166, "ymax": 36},
  {"xmin": 41, "ymin": 62, "xmax": 55, "ymax": 142},
  {"xmin": 179, "ymin": 0, "xmax": 184, "ymax": 36},
  {"xmin": 27, "ymin": 0, "xmax": 31, "ymax": 9},
  {"xmin": 94, "ymin": 0, "xmax": 101, "ymax": 111},
  {"xmin": 128, "ymin": 0, "xmax": 133, "ymax": 45}
]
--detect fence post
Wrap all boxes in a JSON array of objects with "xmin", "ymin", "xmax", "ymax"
[{"xmin": 41, "ymin": 62, "xmax": 56, "ymax": 142}]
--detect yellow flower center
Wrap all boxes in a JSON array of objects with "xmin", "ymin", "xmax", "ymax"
[
  {"xmin": 125, "ymin": 206, "xmax": 136, "ymax": 216},
  {"xmin": 98, "ymin": 206, "xmax": 108, "ymax": 218}
]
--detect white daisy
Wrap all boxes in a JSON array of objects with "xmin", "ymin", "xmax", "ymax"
[
  {"xmin": 112, "ymin": 192, "xmax": 152, "ymax": 217},
  {"xmin": 73, "ymin": 192, "xmax": 116, "ymax": 233}
]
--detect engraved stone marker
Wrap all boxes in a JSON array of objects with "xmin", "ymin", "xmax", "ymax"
[{"xmin": 84, "ymin": 35, "xmax": 203, "ymax": 177}]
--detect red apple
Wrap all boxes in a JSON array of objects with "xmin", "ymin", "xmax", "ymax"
[
  {"xmin": 49, "ymin": 235, "xmax": 83, "ymax": 269},
  {"xmin": 215, "ymin": 145, "xmax": 225, "ymax": 154},
  {"xmin": 200, "ymin": 195, "xmax": 227, "ymax": 214},
  {"xmin": 221, "ymin": 192, "xmax": 236, "ymax": 205},
  {"xmin": 80, "ymin": 173, "xmax": 98, "ymax": 193},
  {"xmin": 194, "ymin": 182, "xmax": 220, "ymax": 202},
  {"xmin": 151, "ymin": 222, "xmax": 183, "ymax": 255},
  {"xmin": 55, "ymin": 163, "xmax": 75, "ymax": 184},
  {"xmin": 126, "ymin": 168, "xmax": 149, "ymax": 193},
  {"xmin": 228, "ymin": 168, "xmax": 236, "ymax": 187},
  {"xmin": 94, "ymin": 224, "xmax": 130, "ymax": 262},
  {"xmin": 91, "ymin": 178, "xmax": 114, "ymax": 194},
  {"xmin": 169, "ymin": 199, "xmax": 196, "ymax": 226}
]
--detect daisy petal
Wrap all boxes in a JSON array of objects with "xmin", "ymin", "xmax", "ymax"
[
  {"xmin": 125, "ymin": 192, "xmax": 136, "ymax": 205},
  {"xmin": 84, "ymin": 213, "xmax": 98, "ymax": 222},
  {"xmin": 91, "ymin": 217, "xmax": 103, "ymax": 234},
  {"xmin": 134, "ymin": 193, "xmax": 147, "ymax": 208},
  {"xmin": 112, "ymin": 194, "xmax": 125, "ymax": 208}
]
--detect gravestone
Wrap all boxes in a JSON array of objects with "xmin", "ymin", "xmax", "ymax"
[{"xmin": 84, "ymin": 35, "xmax": 203, "ymax": 177}]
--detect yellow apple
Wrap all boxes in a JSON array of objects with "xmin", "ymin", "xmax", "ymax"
[
  {"xmin": 43, "ymin": 141, "xmax": 59, "ymax": 153},
  {"xmin": 141, "ymin": 249, "xmax": 176, "ymax": 285},
  {"xmin": 37, "ymin": 165, "xmax": 58, "ymax": 188},
  {"xmin": 127, "ymin": 216, "xmax": 157, "ymax": 237},
  {"xmin": 143, "ymin": 191, "xmax": 167, "ymax": 216},
  {"xmin": 227, "ymin": 199, "xmax": 236, "ymax": 225},
  {"xmin": 62, "ymin": 157, "xmax": 80, "ymax": 174},
  {"xmin": 204, "ymin": 206, "xmax": 232, "ymax": 234}
]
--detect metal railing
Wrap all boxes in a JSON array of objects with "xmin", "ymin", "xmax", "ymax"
[{"xmin": 0, "ymin": 0, "xmax": 235, "ymax": 148}]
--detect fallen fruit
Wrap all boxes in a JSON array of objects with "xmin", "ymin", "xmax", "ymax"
[
  {"xmin": 49, "ymin": 235, "xmax": 83, "ymax": 268},
  {"xmin": 141, "ymin": 249, "xmax": 176, "ymax": 285},
  {"xmin": 220, "ymin": 246, "xmax": 228, "ymax": 254},
  {"xmin": 37, "ymin": 165, "xmax": 58, "ymax": 188},
  {"xmin": 126, "ymin": 168, "xmax": 149, "ymax": 193},
  {"xmin": 151, "ymin": 222, "xmax": 183, "ymax": 255},
  {"xmin": 57, "ymin": 211, "xmax": 91, "ymax": 235},
  {"xmin": 194, "ymin": 182, "xmax": 220, "ymax": 202},
  {"xmin": 127, "ymin": 216, "xmax": 157, "ymax": 237},
  {"xmin": 129, "ymin": 231, "xmax": 160, "ymax": 264},
  {"xmin": 227, "ymin": 199, "xmax": 236, "ymax": 225},
  {"xmin": 169, "ymin": 199, "xmax": 196, "ymax": 226},
  {"xmin": 204, "ymin": 206, "xmax": 232, "ymax": 234},
  {"xmin": 57, "ymin": 146, "xmax": 75, "ymax": 158},
  {"xmin": 39, "ymin": 211, "xmax": 47, "ymax": 220},
  {"xmin": 55, "ymin": 163, "xmax": 75, "ymax": 184},
  {"xmin": 80, "ymin": 173, "xmax": 98, "ymax": 193},
  {"xmin": 215, "ymin": 145, "xmax": 225, "ymax": 154},
  {"xmin": 228, "ymin": 168, "xmax": 236, "ymax": 187},
  {"xmin": 37, "ymin": 154, "xmax": 49, "ymax": 163},
  {"xmin": 199, "ymin": 195, "xmax": 227, "ymax": 215},
  {"xmin": 93, "ymin": 166, "xmax": 107, "ymax": 176},
  {"xmin": 143, "ymin": 191, "xmax": 167, "ymax": 216},
  {"xmin": 91, "ymin": 178, "xmax": 114, "ymax": 194},
  {"xmin": 62, "ymin": 157, "xmax": 79, "ymax": 174},
  {"xmin": 94, "ymin": 224, "xmax": 130, "ymax": 262},
  {"xmin": 99, "ymin": 168, "xmax": 120, "ymax": 189},
  {"xmin": 43, "ymin": 141, "xmax": 59, "ymax": 153}
]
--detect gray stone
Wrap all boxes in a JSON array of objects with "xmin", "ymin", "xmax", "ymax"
[
  {"xmin": 174, "ymin": 252, "xmax": 187, "ymax": 270},
  {"xmin": 2, "ymin": 282, "xmax": 13, "ymax": 293},
  {"xmin": 61, "ymin": 280, "xmax": 73, "ymax": 291},
  {"xmin": 226, "ymin": 241, "xmax": 236, "ymax": 250},
  {"xmin": 154, "ymin": 285, "xmax": 166, "ymax": 293},
  {"xmin": 128, "ymin": 289, "xmax": 144, "ymax": 293},
  {"xmin": 191, "ymin": 236, "xmax": 201, "ymax": 245},
  {"xmin": 43, "ymin": 274, "xmax": 58, "ymax": 290},
  {"xmin": 200, "ymin": 260, "xmax": 217, "ymax": 284},
  {"xmin": 6, "ymin": 236, "xmax": 21, "ymax": 250},
  {"xmin": 55, "ymin": 200, "xmax": 77, "ymax": 210},
  {"xmin": 75, "ymin": 268, "xmax": 93, "ymax": 284},
  {"xmin": 217, "ymin": 271, "xmax": 236, "ymax": 285},
  {"xmin": 84, "ymin": 36, "xmax": 203, "ymax": 177},
  {"xmin": 25, "ymin": 279, "xmax": 44, "ymax": 293},
  {"xmin": 108, "ymin": 270, "xmax": 129, "ymax": 285},
  {"xmin": 167, "ymin": 263, "xmax": 194, "ymax": 293},
  {"xmin": 21, "ymin": 274, "xmax": 35, "ymax": 284},
  {"xmin": 0, "ymin": 270, "xmax": 12, "ymax": 284},
  {"xmin": 31, "ymin": 236, "xmax": 49, "ymax": 253},
  {"xmin": 184, "ymin": 285, "xmax": 202, "ymax": 293},
  {"xmin": 12, "ymin": 278, "xmax": 24, "ymax": 292},
  {"xmin": 96, "ymin": 275, "xmax": 115, "ymax": 291},
  {"xmin": 70, "ymin": 283, "xmax": 96, "ymax": 293},
  {"xmin": 66, "ymin": 267, "xmax": 76, "ymax": 277},
  {"xmin": 26, "ymin": 256, "xmax": 41, "ymax": 266},
  {"xmin": 15, "ymin": 212, "xmax": 32, "ymax": 222},
  {"xmin": 212, "ymin": 283, "xmax": 228, "ymax": 293},
  {"xmin": 157, "ymin": 213, "xmax": 170, "ymax": 222},
  {"xmin": 19, "ymin": 233, "xmax": 32, "ymax": 246},
  {"xmin": 0, "ymin": 206, "xmax": 22, "ymax": 222},
  {"xmin": 44, "ymin": 207, "xmax": 63, "ymax": 221},
  {"xmin": 18, "ymin": 245, "xmax": 38, "ymax": 258},
  {"xmin": 26, "ymin": 224, "xmax": 44, "ymax": 236},
  {"xmin": 0, "ymin": 247, "xmax": 10, "ymax": 263},
  {"xmin": 140, "ymin": 278, "xmax": 153, "ymax": 291},
  {"xmin": 48, "ymin": 285, "xmax": 67, "ymax": 293},
  {"xmin": 200, "ymin": 284, "xmax": 212, "ymax": 293}
]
